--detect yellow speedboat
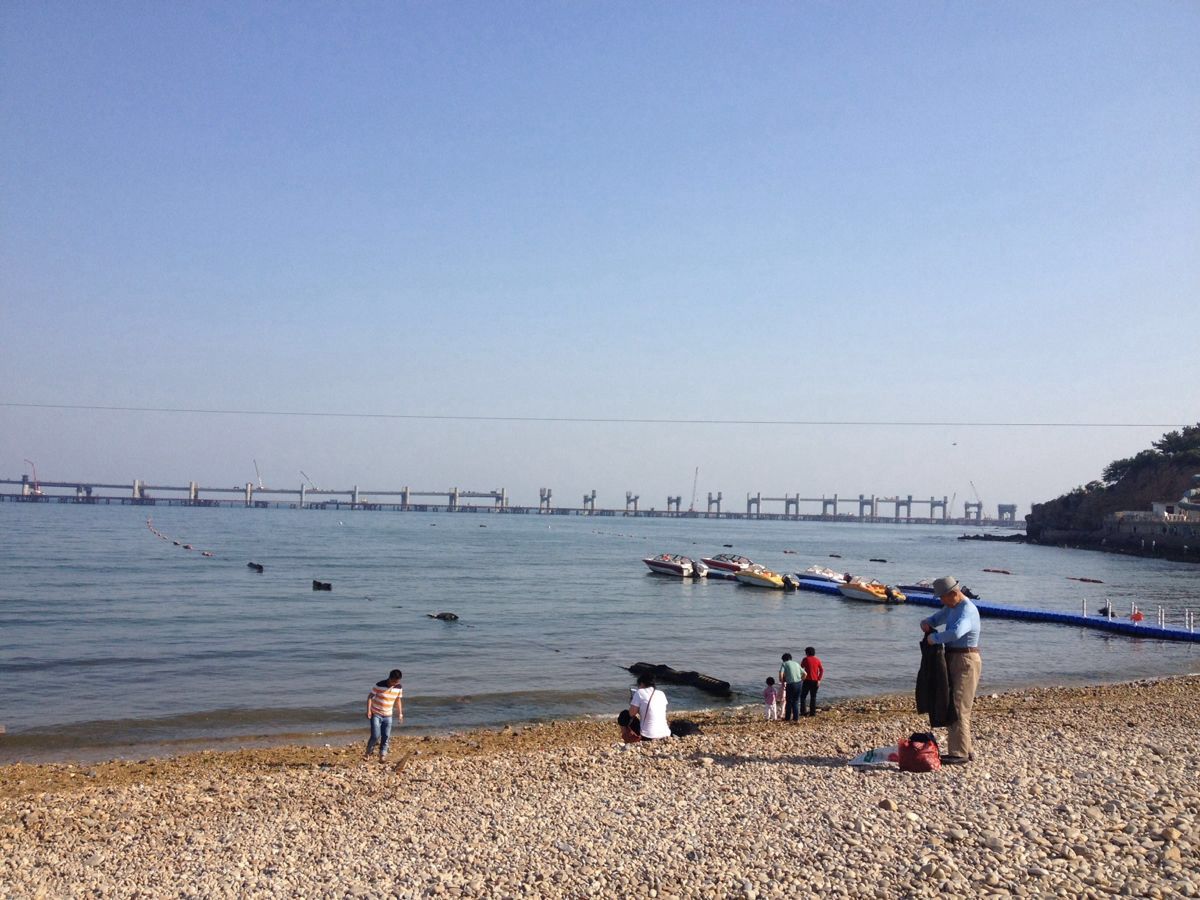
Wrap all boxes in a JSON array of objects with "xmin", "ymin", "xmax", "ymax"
[
  {"xmin": 838, "ymin": 579, "xmax": 906, "ymax": 603},
  {"xmin": 735, "ymin": 564, "xmax": 786, "ymax": 589}
]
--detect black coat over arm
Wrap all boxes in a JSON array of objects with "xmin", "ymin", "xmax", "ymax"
[{"xmin": 916, "ymin": 639, "xmax": 958, "ymax": 728}]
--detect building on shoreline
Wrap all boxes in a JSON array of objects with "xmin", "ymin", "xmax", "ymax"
[{"xmin": 1104, "ymin": 474, "xmax": 1200, "ymax": 550}]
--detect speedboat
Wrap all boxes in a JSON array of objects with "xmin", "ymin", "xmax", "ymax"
[
  {"xmin": 735, "ymin": 564, "xmax": 786, "ymax": 589},
  {"xmin": 802, "ymin": 565, "xmax": 850, "ymax": 583},
  {"xmin": 643, "ymin": 554, "xmax": 708, "ymax": 578},
  {"xmin": 839, "ymin": 579, "xmax": 906, "ymax": 603},
  {"xmin": 701, "ymin": 553, "xmax": 754, "ymax": 580}
]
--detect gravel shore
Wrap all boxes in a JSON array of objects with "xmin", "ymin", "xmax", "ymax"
[{"xmin": 3, "ymin": 676, "xmax": 1198, "ymax": 898}]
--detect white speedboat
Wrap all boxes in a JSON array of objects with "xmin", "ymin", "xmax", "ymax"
[
  {"xmin": 802, "ymin": 565, "xmax": 850, "ymax": 583},
  {"xmin": 701, "ymin": 553, "xmax": 753, "ymax": 580},
  {"xmin": 643, "ymin": 554, "xmax": 708, "ymax": 578}
]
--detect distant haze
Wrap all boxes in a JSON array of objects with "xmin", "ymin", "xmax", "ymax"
[{"xmin": 2, "ymin": 4, "xmax": 1197, "ymax": 515}]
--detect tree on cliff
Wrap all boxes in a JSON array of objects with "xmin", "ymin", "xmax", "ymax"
[
  {"xmin": 1102, "ymin": 424, "xmax": 1200, "ymax": 486},
  {"xmin": 1028, "ymin": 423, "xmax": 1200, "ymax": 540}
]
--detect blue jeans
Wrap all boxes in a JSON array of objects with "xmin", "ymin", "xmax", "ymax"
[
  {"xmin": 784, "ymin": 683, "xmax": 801, "ymax": 720},
  {"xmin": 366, "ymin": 715, "xmax": 393, "ymax": 757}
]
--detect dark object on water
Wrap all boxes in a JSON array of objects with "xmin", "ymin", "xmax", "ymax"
[
  {"xmin": 428, "ymin": 612, "xmax": 459, "ymax": 621},
  {"xmin": 870, "ymin": 558, "xmax": 887, "ymax": 563},
  {"xmin": 962, "ymin": 586, "xmax": 980, "ymax": 600},
  {"xmin": 782, "ymin": 574, "xmax": 801, "ymax": 591},
  {"xmin": 1068, "ymin": 576, "xmax": 1104, "ymax": 584},
  {"xmin": 627, "ymin": 662, "xmax": 731, "ymax": 698},
  {"xmin": 829, "ymin": 553, "xmax": 842, "ymax": 558},
  {"xmin": 247, "ymin": 562, "xmax": 264, "ymax": 573},
  {"xmin": 312, "ymin": 580, "xmax": 332, "ymax": 591},
  {"xmin": 723, "ymin": 543, "xmax": 733, "ymax": 548}
]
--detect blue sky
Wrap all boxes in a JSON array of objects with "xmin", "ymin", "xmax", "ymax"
[{"xmin": 2, "ymin": 2, "xmax": 1197, "ymax": 513}]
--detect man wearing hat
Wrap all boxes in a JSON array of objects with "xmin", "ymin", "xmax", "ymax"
[{"xmin": 920, "ymin": 576, "xmax": 981, "ymax": 764}]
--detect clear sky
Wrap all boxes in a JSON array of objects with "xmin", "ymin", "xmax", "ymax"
[{"xmin": 2, "ymin": 2, "xmax": 1197, "ymax": 514}]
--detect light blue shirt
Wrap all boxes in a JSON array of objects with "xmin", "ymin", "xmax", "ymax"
[{"xmin": 922, "ymin": 599, "xmax": 981, "ymax": 648}]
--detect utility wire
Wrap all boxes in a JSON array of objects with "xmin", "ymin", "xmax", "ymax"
[{"xmin": 0, "ymin": 401, "xmax": 1186, "ymax": 428}]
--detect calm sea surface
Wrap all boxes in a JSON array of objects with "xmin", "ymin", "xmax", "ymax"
[{"xmin": 1, "ymin": 503, "xmax": 1197, "ymax": 761}]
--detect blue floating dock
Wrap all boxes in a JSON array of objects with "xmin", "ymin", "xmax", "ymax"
[{"xmin": 794, "ymin": 579, "xmax": 1200, "ymax": 644}]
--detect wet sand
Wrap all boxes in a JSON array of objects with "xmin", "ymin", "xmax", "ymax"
[{"xmin": 2, "ymin": 677, "xmax": 1198, "ymax": 898}]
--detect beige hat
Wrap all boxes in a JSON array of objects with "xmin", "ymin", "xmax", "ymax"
[{"xmin": 931, "ymin": 576, "xmax": 959, "ymax": 596}]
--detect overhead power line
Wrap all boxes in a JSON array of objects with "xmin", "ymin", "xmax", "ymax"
[{"xmin": 0, "ymin": 401, "xmax": 1186, "ymax": 429}]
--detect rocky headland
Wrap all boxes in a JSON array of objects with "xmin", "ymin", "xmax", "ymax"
[
  {"xmin": 1025, "ymin": 424, "xmax": 1200, "ymax": 562},
  {"xmin": 3, "ymin": 676, "xmax": 1198, "ymax": 898}
]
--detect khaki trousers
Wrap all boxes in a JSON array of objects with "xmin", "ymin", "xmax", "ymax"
[{"xmin": 946, "ymin": 651, "xmax": 982, "ymax": 758}]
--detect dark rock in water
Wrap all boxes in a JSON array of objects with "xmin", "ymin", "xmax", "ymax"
[
  {"xmin": 247, "ymin": 562, "xmax": 264, "ymax": 573},
  {"xmin": 427, "ymin": 612, "xmax": 459, "ymax": 621},
  {"xmin": 312, "ymin": 580, "xmax": 332, "ymax": 591},
  {"xmin": 627, "ymin": 662, "xmax": 731, "ymax": 698},
  {"xmin": 958, "ymin": 533, "xmax": 1027, "ymax": 543}
]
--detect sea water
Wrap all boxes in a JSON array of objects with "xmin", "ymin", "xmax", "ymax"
[{"xmin": 1, "ymin": 502, "xmax": 1196, "ymax": 761}]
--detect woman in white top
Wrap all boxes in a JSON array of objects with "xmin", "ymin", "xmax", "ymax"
[{"xmin": 629, "ymin": 675, "xmax": 671, "ymax": 740}]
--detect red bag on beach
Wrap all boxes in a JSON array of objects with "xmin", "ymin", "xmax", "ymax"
[{"xmin": 897, "ymin": 733, "xmax": 941, "ymax": 773}]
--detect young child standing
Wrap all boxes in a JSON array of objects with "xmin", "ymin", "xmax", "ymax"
[
  {"xmin": 763, "ymin": 677, "xmax": 781, "ymax": 720},
  {"xmin": 365, "ymin": 668, "xmax": 404, "ymax": 761},
  {"xmin": 800, "ymin": 647, "xmax": 824, "ymax": 717}
]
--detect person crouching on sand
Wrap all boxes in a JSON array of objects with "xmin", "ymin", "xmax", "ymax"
[{"xmin": 366, "ymin": 669, "xmax": 404, "ymax": 762}]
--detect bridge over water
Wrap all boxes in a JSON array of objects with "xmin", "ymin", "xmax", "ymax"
[{"xmin": 1, "ymin": 476, "xmax": 1020, "ymax": 526}]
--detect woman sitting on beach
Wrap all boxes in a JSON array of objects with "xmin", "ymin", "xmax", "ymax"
[{"xmin": 629, "ymin": 674, "xmax": 671, "ymax": 741}]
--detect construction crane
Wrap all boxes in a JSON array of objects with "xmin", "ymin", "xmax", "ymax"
[
  {"xmin": 23, "ymin": 459, "xmax": 43, "ymax": 496},
  {"xmin": 966, "ymin": 480, "xmax": 984, "ymax": 520},
  {"xmin": 300, "ymin": 470, "xmax": 319, "ymax": 491},
  {"xmin": 689, "ymin": 467, "xmax": 699, "ymax": 513},
  {"xmin": 253, "ymin": 459, "xmax": 265, "ymax": 490}
]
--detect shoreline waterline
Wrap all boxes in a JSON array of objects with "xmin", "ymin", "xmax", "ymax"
[
  {"xmin": 3, "ymin": 673, "xmax": 1197, "ymax": 795},
  {"xmin": 4, "ymin": 663, "xmax": 1198, "ymax": 766}
]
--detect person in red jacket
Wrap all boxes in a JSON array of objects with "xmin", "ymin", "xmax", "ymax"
[{"xmin": 800, "ymin": 647, "xmax": 824, "ymax": 717}]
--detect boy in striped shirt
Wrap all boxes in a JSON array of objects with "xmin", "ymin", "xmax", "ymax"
[{"xmin": 365, "ymin": 669, "xmax": 404, "ymax": 762}]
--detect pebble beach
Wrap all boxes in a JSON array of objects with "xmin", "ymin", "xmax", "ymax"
[{"xmin": 3, "ymin": 676, "xmax": 1198, "ymax": 898}]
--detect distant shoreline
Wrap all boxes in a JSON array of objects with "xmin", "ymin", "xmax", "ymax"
[{"xmin": 960, "ymin": 530, "xmax": 1200, "ymax": 564}]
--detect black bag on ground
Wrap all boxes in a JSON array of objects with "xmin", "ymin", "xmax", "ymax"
[{"xmin": 669, "ymin": 719, "xmax": 701, "ymax": 738}]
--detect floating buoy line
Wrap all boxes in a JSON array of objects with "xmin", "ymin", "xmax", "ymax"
[{"xmin": 146, "ymin": 516, "xmax": 215, "ymax": 557}]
